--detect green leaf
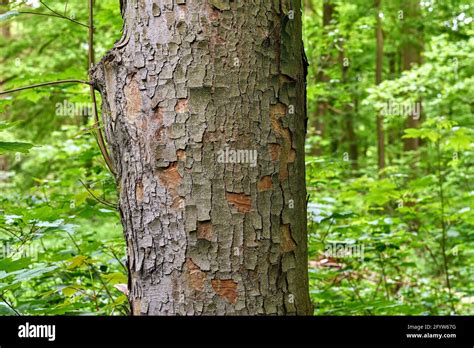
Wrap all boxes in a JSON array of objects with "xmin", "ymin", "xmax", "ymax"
[
  {"xmin": 0, "ymin": 265, "xmax": 59, "ymax": 284},
  {"xmin": 104, "ymin": 272, "xmax": 127, "ymax": 284},
  {"xmin": 0, "ymin": 141, "xmax": 34, "ymax": 154},
  {"xmin": 62, "ymin": 286, "xmax": 80, "ymax": 297},
  {"xmin": 402, "ymin": 128, "xmax": 439, "ymax": 142},
  {"xmin": 67, "ymin": 255, "xmax": 88, "ymax": 269}
]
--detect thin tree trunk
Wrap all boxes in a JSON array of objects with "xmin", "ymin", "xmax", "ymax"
[
  {"xmin": 387, "ymin": 52, "xmax": 398, "ymax": 160},
  {"xmin": 401, "ymin": 0, "xmax": 423, "ymax": 152},
  {"xmin": 339, "ymin": 39, "xmax": 358, "ymax": 170},
  {"xmin": 0, "ymin": 0, "xmax": 11, "ymax": 172},
  {"xmin": 375, "ymin": 0, "xmax": 385, "ymax": 171},
  {"xmin": 310, "ymin": 0, "xmax": 334, "ymax": 156},
  {"xmin": 93, "ymin": 0, "xmax": 312, "ymax": 315}
]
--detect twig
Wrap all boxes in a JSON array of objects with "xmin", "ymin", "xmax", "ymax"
[
  {"xmin": 17, "ymin": 11, "xmax": 88, "ymax": 28},
  {"xmin": 39, "ymin": 0, "xmax": 88, "ymax": 28},
  {"xmin": 0, "ymin": 292, "xmax": 21, "ymax": 316},
  {"xmin": 93, "ymin": 267, "xmax": 116, "ymax": 306},
  {"xmin": 0, "ymin": 225, "xmax": 23, "ymax": 242},
  {"xmin": 0, "ymin": 79, "xmax": 91, "ymax": 96},
  {"xmin": 79, "ymin": 179, "xmax": 117, "ymax": 209},
  {"xmin": 104, "ymin": 246, "xmax": 127, "ymax": 272}
]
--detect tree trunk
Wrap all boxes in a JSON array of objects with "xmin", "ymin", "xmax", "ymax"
[
  {"xmin": 310, "ymin": 0, "xmax": 334, "ymax": 156},
  {"xmin": 401, "ymin": 0, "xmax": 422, "ymax": 152},
  {"xmin": 338, "ymin": 37, "xmax": 358, "ymax": 170},
  {"xmin": 375, "ymin": 0, "xmax": 385, "ymax": 171},
  {"xmin": 92, "ymin": 0, "xmax": 312, "ymax": 315}
]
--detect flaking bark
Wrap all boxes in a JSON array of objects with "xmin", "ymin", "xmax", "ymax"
[{"xmin": 92, "ymin": 0, "xmax": 312, "ymax": 315}]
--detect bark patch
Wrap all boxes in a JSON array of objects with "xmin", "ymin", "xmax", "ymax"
[
  {"xmin": 187, "ymin": 259, "xmax": 206, "ymax": 292},
  {"xmin": 124, "ymin": 77, "xmax": 142, "ymax": 121},
  {"xmin": 157, "ymin": 162, "xmax": 182, "ymax": 190},
  {"xmin": 226, "ymin": 192, "xmax": 251, "ymax": 213},
  {"xmin": 176, "ymin": 150, "xmax": 186, "ymax": 161},
  {"xmin": 153, "ymin": 106, "xmax": 164, "ymax": 124},
  {"xmin": 132, "ymin": 300, "xmax": 141, "ymax": 315},
  {"xmin": 269, "ymin": 143, "xmax": 281, "ymax": 161},
  {"xmin": 281, "ymin": 224, "xmax": 296, "ymax": 252},
  {"xmin": 136, "ymin": 181, "xmax": 144, "ymax": 202},
  {"xmin": 258, "ymin": 176, "xmax": 273, "ymax": 192},
  {"xmin": 270, "ymin": 103, "xmax": 294, "ymax": 182},
  {"xmin": 171, "ymin": 196, "xmax": 184, "ymax": 210},
  {"xmin": 175, "ymin": 98, "xmax": 189, "ymax": 113},
  {"xmin": 211, "ymin": 279, "xmax": 238, "ymax": 303},
  {"xmin": 197, "ymin": 221, "xmax": 213, "ymax": 241}
]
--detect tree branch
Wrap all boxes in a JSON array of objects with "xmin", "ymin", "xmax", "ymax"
[
  {"xmin": 17, "ymin": 11, "xmax": 89, "ymax": 28},
  {"xmin": 0, "ymin": 292, "xmax": 21, "ymax": 316},
  {"xmin": 0, "ymin": 79, "xmax": 91, "ymax": 96},
  {"xmin": 39, "ymin": 0, "xmax": 88, "ymax": 28},
  {"xmin": 79, "ymin": 179, "xmax": 117, "ymax": 209}
]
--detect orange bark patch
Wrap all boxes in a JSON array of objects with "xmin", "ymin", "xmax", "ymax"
[
  {"xmin": 124, "ymin": 77, "xmax": 142, "ymax": 121},
  {"xmin": 226, "ymin": 192, "xmax": 251, "ymax": 213},
  {"xmin": 269, "ymin": 143, "xmax": 281, "ymax": 161},
  {"xmin": 176, "ymin": 149, "xmax": 186, "ymax": 161},
  {"xmin": 175, "ymin": 99, "xmax": 189, "ymax": 113},
  {"xmin": 170, "ymin": 196, "xmax": 184, "ymax": 210},
  {"xmin": 156, "ymin": 162, "xmax": 182, "ymax": 190},
  {"xmin": 258, "ymin": 176, "xmax": 273, "ymax": 192},
  {"xmin": 197, "ymin": 221, "xmax": 213, "ymax": 241},
  {"xmin": 281, "ymin": 224, "xmax": 296, "ymax": 252},
  {"xmin": 152, "ymin": 106, "xmax": 164, "ymax": 124},
  {"xmin": 187, "ymin": 259, "xmax": 206, "ymax": 292},
  {"xmin": 211, "ymin": 279, "xmax": 238, "ymax": 304},
  {"xmin": 135, "ymin": 181, "xmax": 144, "ymax": 202},
  {"xmin": 271, "ymin": 102, "xmax": 287, "ymax": 117}
]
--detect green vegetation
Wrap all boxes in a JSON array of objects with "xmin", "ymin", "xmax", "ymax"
[
  {"xmin": 0, "ymin": 0, "xmax": 473, "ymax": 315},
  {"xmin": 304, "ymin": 0, "xmax": 473, "ymax": 315}
]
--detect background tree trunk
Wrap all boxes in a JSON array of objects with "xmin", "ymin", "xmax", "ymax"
[
  {"xmin": 310, "ymin": 0, "xmax": 334, "ymax": 156},
  {"xmin": 401, "ymin": 0, "xmax": 423, "ymax": 152},
  {"xmin": 339, "ymin": 39, "xmax": 358, "ymax": 170},
  {"xmin": 93, "ymin": 0, "xmax": 312, "ymax": 315},
  {"xmin": 375, "ymin": 0, "xmax": 385, "ymax": 171}
]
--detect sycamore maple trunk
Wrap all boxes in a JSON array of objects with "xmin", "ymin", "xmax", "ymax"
[{"xmin": 92, "ymin": 0, "xmax": 312, "ymax": 315}]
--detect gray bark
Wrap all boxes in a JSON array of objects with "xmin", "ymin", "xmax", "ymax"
[{"xmin": 92, "ymin": 0, "xmax": 312, "ymax": 315}]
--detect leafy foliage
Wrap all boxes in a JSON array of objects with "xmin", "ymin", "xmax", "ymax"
[
  {"xmin": 304, "ymin": 0, "xmax": 473, "ymax": 315},
  {"xmin": 0, "ymin": 0, "xmax": 472, "ymax": 316},
  {"xmin": 1, "ymin": 0, "xmax": 125, "ymax": 315}
]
